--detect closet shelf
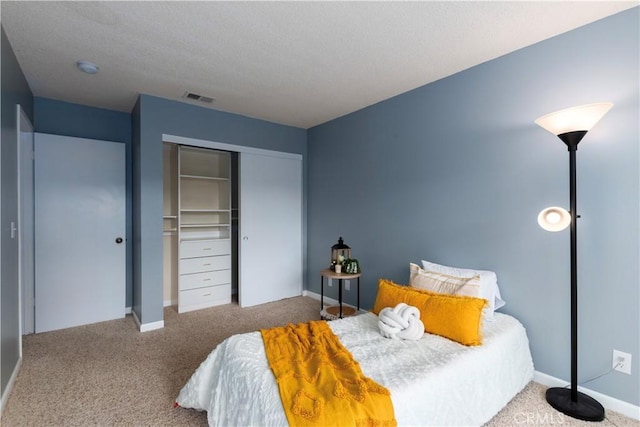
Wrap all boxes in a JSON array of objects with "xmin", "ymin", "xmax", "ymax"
[
  {"xmin": 180, "ymin": 174, "xmax": 229, "ymax": 181},
  {"xmin": 180, "ymin": 223, "xmax": 230, "ymax": 228},
  {"xmin": 180, "ymin": 208, "xmax": 230, "ymax": 213}
]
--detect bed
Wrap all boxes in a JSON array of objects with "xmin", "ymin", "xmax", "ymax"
[{"xmin": 176, "ymin": 309, "xmax": 534, "ymax": 426}]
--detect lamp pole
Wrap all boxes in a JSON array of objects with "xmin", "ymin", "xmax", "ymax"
[
  {"xmin": 567, "ymin": 139, "xmax": 579, "ymax": 402},
  {"xmin": 535, "ymin": 103, "xmax": 613, "ymax": 422},
  {"xmin": 544, "ymin": 131, "xmax": 604, "ymax": 421}
]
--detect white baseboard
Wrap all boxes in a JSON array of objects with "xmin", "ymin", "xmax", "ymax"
[
  {"xmin": 303, "ymin": 289, "xmax": 337, "ymax": 305},
  {"xmin": 125, "ymin": 306, "xmax": 132, "ymax": 314},
  {"xmin": 0, "ymin": 357, "xmax": 22, "ymax": 416},
  {"xmin": 533, "ymin": 371, "xmax": 640, "ymax": 420},
  {"xmin": 303, "ymin": 290, "xmax": 367, "ymax": 313},
  {"xmin": 131, "ymin": 309, "xmax": 164, "ymax": 332},
  {"xmin": 163, "ymin": 299, "xmax": 176, "ymax": 307}
]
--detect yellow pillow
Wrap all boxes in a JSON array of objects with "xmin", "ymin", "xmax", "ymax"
[
  {"xmin": 372, "ymin": 278, "xmax": 486, "ymax": 346},
  {"xmin": 422, "ymin": 293, "xmax": 487, "ymax": 346},
  {"xmin": 372, "ymin": 279, "xmax": 431, "ymax": 326}
]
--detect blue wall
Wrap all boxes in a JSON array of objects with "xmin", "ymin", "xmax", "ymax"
[
  {"xmin": 33, "ymin": 97, "xmax": 134, "ymax": 307},
  {"xmin": 132, "ymin": 94, "xmax": 306, "ymax": 325},
  {"xmin": 0, "ymin": 26, "xmax": 33, "ymax": 399},
  {"xmin": 307, "ymin": 8, "xmax": 639, "ymax": 405},
  {"xmin": 34, "ymin": 97, "xmax": 131, "ymax": 143}
]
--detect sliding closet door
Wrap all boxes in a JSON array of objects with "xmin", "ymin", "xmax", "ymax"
[{"xmin": 239, "ymin": 151, "xmax": 302, "ymax": 307}]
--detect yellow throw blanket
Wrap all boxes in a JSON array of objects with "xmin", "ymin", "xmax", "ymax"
[{"xmin": 261, "ymin": 320, "xmax": 396, "ymax": 427}]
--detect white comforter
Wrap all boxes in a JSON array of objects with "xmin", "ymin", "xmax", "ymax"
[{"xmin": 176, "ymin": 312, "xmax": 534, "ymax": 426}]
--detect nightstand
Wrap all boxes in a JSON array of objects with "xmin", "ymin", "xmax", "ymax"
[{"xmin": 319, "ymin": 268, "xmax": 361, "ymax": 319}]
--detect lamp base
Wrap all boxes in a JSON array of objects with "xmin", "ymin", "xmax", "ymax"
[{"xmin": 546, "ymin": 387, "xmax": 605, "ymax": 422}]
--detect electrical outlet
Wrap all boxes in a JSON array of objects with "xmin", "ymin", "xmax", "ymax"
[
  {"xmin": 328, "ymin": 279, "xmax": 332, "ymax": 287},
  {"xmin": 612, "ymin": 350, "xmax": 632, "ymax": 375},
  {"xmin": 345, "ymin": 280, "xmax": 350, "ymax": 291}
]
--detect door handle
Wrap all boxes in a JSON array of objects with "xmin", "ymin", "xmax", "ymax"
[{"xmin": 115, "ymin": 237, "xmax": 123, "ymax": 244}]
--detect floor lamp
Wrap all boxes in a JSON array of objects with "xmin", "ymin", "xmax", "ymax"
[{"xmin": 534, "ymin": 102, "xmax": 613, "ymax": 422}]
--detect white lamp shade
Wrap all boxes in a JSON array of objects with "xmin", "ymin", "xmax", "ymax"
[
  {"xmin": 538, "ymin": 207, "xmax": 571, "ymax": 232},
  {"xmin": 535, "ymin": 102, "xmax": 613, "ymax": 136}
]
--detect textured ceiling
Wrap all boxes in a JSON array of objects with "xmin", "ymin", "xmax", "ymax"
[{"xmin": 1, "ymin": 1, "xmax": 636, "ymax": 129}]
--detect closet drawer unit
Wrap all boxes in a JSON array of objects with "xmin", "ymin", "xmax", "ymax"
[
  {"xmin": 180, "ymin": 240, "xmax": 230, "ymax": 259},
  {"xmin": 179, "ymin": 269, "xmax": 231, "ymax": 291},
  {"xmin": 179, "ymin": 284, "xmax": 231, "ymax": 312},
  {"xmin": 179, "ymin": 255, "xmax": 231, "ymax": 275}
]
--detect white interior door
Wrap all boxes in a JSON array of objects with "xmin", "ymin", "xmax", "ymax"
[
  {"xmin": 18, "ymin": 105, "xmax": 35, "ymax": 335},
  {"xmin": 239, "ymin": 151, "xmax": 302, "ymax": 307},
  {"xmin": 34, "ymin": 133, "xmax": 126, "ymax": 333}
]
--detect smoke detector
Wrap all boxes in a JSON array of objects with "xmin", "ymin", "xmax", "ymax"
[{"xmin": 76, "ymin": 61, "xmax": 99, "ymax": 74}]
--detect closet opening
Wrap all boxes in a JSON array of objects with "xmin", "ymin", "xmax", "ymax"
[{"xmin": 163, "ymin": 143, "xmax": 239, "ymax": 312}]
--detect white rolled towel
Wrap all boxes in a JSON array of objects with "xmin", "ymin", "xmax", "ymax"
[{"xmin": 378, "ymin": 303, "xmax": 424, "ymax": 340}]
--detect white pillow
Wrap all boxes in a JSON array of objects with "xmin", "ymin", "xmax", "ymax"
[
  {"xmin": 420, "ymin": 259, "xmax": 505, "ymax": 320},
  {"xmin": 409, "ymin": 263, "xmax": 481, "ymax": 298}
]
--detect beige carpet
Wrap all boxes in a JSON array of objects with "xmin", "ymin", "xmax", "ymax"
[{"xmin": 1, "ymin": 296, "xmax": 637, "ymax": 427}]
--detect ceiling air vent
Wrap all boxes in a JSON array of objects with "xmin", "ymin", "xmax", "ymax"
[{"xmin": 182, "ymin": 91, "xmax": 214, "ymax": 104}]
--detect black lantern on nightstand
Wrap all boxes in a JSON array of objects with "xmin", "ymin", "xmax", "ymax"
[{"xmin": 330, "ymin": 237, "xmax": 350, "ymax": 270}]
